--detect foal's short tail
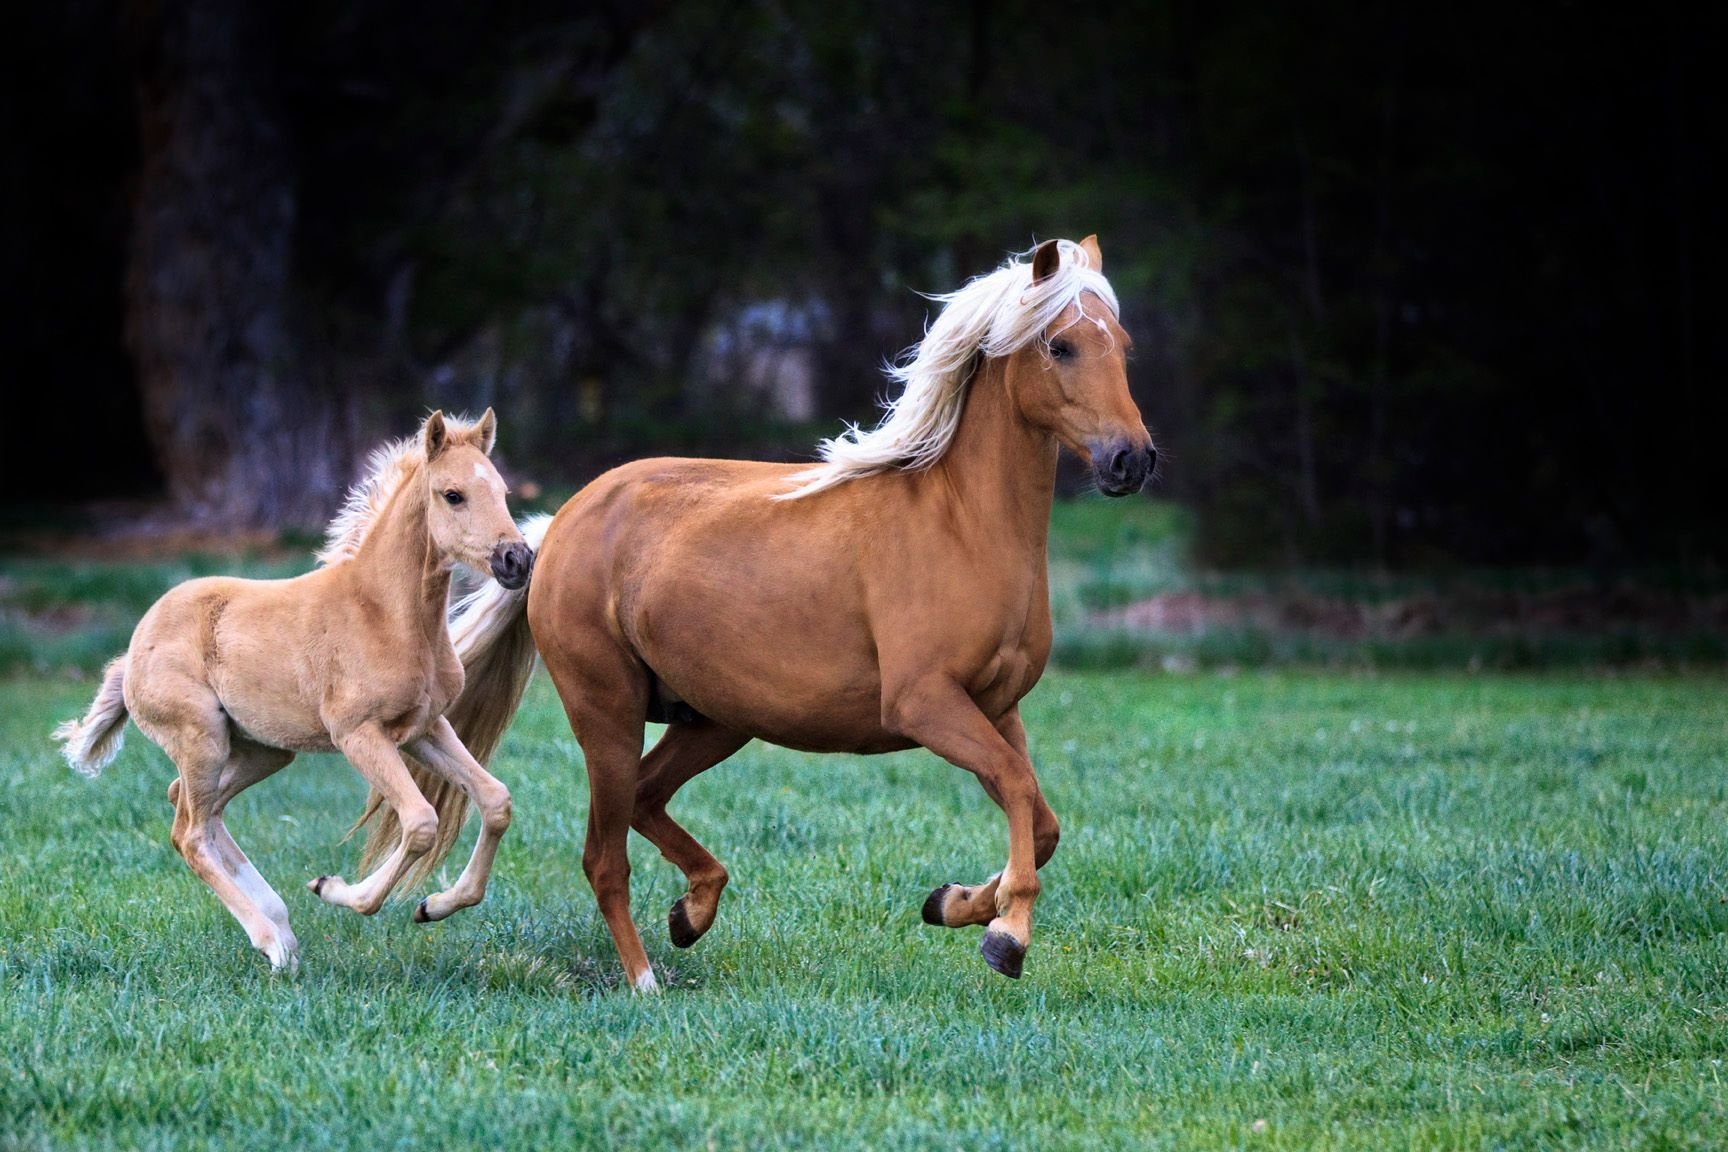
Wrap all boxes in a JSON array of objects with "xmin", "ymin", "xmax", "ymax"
[
  {"xmin": 52, "ymin": 657, "xmax": 130, "ymax": 777},
  {"xmin": 353, "ymin": 514, "xmax": 551, "ymax": 889}
]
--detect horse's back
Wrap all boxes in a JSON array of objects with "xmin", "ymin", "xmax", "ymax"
[{"xmin": 531, "ymin": 456, "xmax": 906, "ymax": 750}]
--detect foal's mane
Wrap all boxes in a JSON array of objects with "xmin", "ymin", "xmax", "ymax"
[
  {"xmin": 316, "ymin": 414, "xmax": 486, "ymax": 567},
  {"xmin": 777, "ymin": 239, "xmax": 1119, "ymax": 500}
]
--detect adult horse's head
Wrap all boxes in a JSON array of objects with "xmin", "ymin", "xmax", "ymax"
[
  {"xmin": 421, "ymin": 408, "xmax": 533, "ymax": 589},
  {"xmin": 1007, "ymin": 236, "xmax": 1154, "ymax": 497},
  {"xmin": 779, "ymin": 235, "xmax": 1155, "ymax": 502}
]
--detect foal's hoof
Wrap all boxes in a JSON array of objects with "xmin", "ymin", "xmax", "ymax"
[
  {"xmin": 980, "ymin": 930, "xmax": 1026, "ymax": 979},
  {"xmin": 263, "ymin": 943, "xmax": 300, "ymax": 975},
  {"xmin": 413, "ymin": 898, "xmax": 431, "ymax": 924},
  {"xmin": 668, "ymin": 896, "xmax": 701, "ymax": 949},
  {"xmin": 309, "ymin": 875, "xmax": 333, "ymax": 898},
  {"xmin": 921, "ymin": 883, "xmax": 958, "ymax": 927}
]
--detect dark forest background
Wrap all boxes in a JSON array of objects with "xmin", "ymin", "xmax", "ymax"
[{"xmin": 2, "ymin": 0, "xmax": 1720, "ymax": 568}]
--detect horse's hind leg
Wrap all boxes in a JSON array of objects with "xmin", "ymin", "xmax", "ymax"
[
  {"xmin": 402, "ymin": 716, "xmax": 513, "ymax": 923},
  {"xmin": 141, "ymin": 691, "xmax": 298, "ymax": 971},
  {"xmin": 632, "ymin": 719, "xmax": 748, "ymax": 948},
  {"xmin": 203, "ymin": 738, "xmax": 297, "ymax": 942},
  {"xmin": 923, "ymin": 707, "xmax": 1059, "ymax": 932},
  {"xmin": 543, "ymin": 643, "xmax": 658, "ymax": 992}
]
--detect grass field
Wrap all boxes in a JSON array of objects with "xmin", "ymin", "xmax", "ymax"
[{"xmin": 3, "ymin": 666, "xmax": 1727, "ymax": 1149}]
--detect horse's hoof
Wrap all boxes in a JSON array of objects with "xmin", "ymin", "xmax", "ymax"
[
  {"xmin": 261, "ymin": 939, "xmax": 298, "ymax": 974},
  {"xmin": 668, "ymin": 896, "xmax": 701, "ymax": 949},
  {"xmin": 980, "ymin": 930, "xmax": 1026, "ymax": 979},
  {"xmin": 921, "ymin": 883, "xmax": 958, "ymax": 927},
  {"xmin": 309, "ymin": 876, "xmax": 331, "ymax": 897},
  {"xmin": 413, "ymin": 898, "xmax": 431, "ymax": 924}
]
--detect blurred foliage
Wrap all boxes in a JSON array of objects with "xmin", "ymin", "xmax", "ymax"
[
  {"xmin": 5, "ymin": 1, "xmax": 1721, "ymax": 566},
  {"xmin": 7, "ymin": 504, "xmax": 1723, "ymax": 678}
]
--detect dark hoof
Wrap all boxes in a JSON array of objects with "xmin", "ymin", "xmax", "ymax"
[
  {"xmin": 413, "ymin": 898, "xmax": 431, "ymax": 924},
  {"xmin": 980, "ymin": 930, "xmax": 1026, "ymax": 979},
  {"xmin": 922, "ymin": 883, "xmax": 957, "ymax": 927},
  {"xmin": 310, "ymin": 876, "xmax": 331, "ymax": 897},
  {"xmin": 668, "ymin": 896, "xmax": 701, "ymax": 949}
]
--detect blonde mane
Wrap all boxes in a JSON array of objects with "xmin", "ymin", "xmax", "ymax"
[
  {"xmin": 316, "ymin": 414, "xmax": 486, "ymax": 566},
  {"xmin": 778, "ymin": 239, "xmax": 1119, "ymax": 500}
]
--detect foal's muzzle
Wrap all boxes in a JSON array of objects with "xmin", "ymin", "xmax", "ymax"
[
  {"xmin": 490, "ymin": 541, "xmax": 534, "ymax": 590},
  {"xmin": 1092, "ymin": 438, "xmax": 1156, "ymax": 497}
]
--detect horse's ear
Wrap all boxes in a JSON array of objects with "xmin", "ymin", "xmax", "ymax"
[
  {"xmin": 1079, "ymin": 234, "xmax": 1103, "ymax": 272},
  {"xmin": 1031, "ymin": 239, "xmax": 1061, "ymax": 284},
  {"xmin": 423, "ymin": 411, "xmax": 449, "ymax": 461},
  {"xmin": 474, "ymin": 407, "xmax": 498, "ymax": 455}
]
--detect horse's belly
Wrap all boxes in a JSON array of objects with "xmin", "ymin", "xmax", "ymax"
[
  {"xmin": 219, "ymin": 694, "xmax": 333, "ymax": 753},
  {"xmin": 661, "ymin": 648, "xmax": 902, "ymax": 754}
]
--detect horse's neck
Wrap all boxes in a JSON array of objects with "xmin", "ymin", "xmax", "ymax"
[
  {"xmin": 929, "ymin": 356, "xmax": 1058, "ymax": 554},
  {"xmin": 350, "ymin": 476, "xmax": 451, "ymax": 641}
]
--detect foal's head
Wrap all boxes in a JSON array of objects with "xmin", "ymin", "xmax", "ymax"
[
  {"xmin": 1006, "ymin": 237, "xmax": 1155, "ymax": 496},
  {"xmin": 421, "ymin": 409, "xmax": 532, "ymax": 589}
]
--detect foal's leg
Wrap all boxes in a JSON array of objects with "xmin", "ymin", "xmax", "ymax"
[
  {"xmin": 631, "ymin": 719, "xmax": 748, "ymax": 948},
  {"xmin": 197, "ymin": 739, "xmax": 298, "ymax": 945},
  {"xmin": 887, "ymin": 683, "xmax": 1047, "ymax": 978},
  {"xmin": 143, "ymin": 693, "xmax": 297, "ymax": 970},
  {"xmin": 922, "ymin": 706, "xmax": 1060, "ymax": 932},
  {"xmin": 402, "ymin": 715, "xmax": 513, "ymax": 923},
  {"xmin": 310, "ymin": 724, "xmax": 439, "ymax": 916}
]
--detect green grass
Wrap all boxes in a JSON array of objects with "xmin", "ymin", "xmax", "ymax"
[{"xmin": 4, "ymin": 668, "xmax": 1727, "ymax": 1148}]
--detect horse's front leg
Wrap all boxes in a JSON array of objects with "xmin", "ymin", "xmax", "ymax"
[
  {"xmin": 920, "ymin": 705, "xmax": 1060, "ymax": 939},
  {"xmin": 402, "ymin": 715, "xmax": 512, "ymax": 923},
  {"xmin": 886, "ymin": 682, "xmax": 1048, "ymax": 978},
  {"xmin": 310, "ymin": 723, "xmax": 439, "ymax": 916}
]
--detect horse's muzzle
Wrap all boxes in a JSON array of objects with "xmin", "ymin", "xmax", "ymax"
[
  {"xmin": 1092, "ymin": 438, "xmax": 1156, "ymax": 497},
  {"xmin": 490, "ymin": 541, "xmax": 534, "ymax": 590}
]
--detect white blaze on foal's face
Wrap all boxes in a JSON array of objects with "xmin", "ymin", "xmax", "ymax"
[{"xmin": 421, "ymin": 409, "xmax": 523, "ymax": 572}]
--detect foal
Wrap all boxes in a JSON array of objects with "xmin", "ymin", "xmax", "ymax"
[{"xmin": 54, "ymin": 410, "xmax": 532, "ymax": 971}]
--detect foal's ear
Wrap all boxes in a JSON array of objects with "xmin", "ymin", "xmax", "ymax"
[
  {"xmin": 473, "ymin": 407, "xmax": 498, "ymax": 455},
  {"xmin": 423, "ymin": 410, "xmax": 449, "ymax": 461},
  {"xmin": 1079, "ymin": 234, "xmax": 1104, "ymax": 273},
  {"xmin": 1031, "ymin": 238, "xmax": 1061, "ymax": 284}
]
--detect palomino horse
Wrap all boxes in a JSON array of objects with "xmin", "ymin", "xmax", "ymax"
[
  {"xmin": 358, "ymin": 237, "xmax": 1153, "ymax": 989},
  {"xmin": 54, "ymin": 411, "xmax": 533, "ymax": 971}
]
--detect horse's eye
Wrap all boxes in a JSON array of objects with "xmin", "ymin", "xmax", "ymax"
[
  {"xmin": 443, "ymin": 489, "xmax": 465, "ymax": 506},
  {"xmin": 1049, "ymin": 339, "xmax": 1073, "ymax": 361}
]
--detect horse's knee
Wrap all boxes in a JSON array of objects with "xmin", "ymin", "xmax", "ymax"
[
  {"xmin": 480, "ymin": 787, "xmax": 512, "ymax": 836},
  {"xmin": 399, "ymin": 806, "xmax": 439, "ymax": 856}
]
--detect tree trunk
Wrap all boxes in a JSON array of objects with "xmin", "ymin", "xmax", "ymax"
[{"xmin": 125, "ymin": 0, "xmax": 352, "ymax": 527}]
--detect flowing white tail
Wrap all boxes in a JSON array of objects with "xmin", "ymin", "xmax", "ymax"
[
  {"xmin": 353, "ymin": 514, "xmax": 552, "ymax": 886},
  {"xmin": 52, "ymin": 657, "xmax": 130, "ymax": 777}
]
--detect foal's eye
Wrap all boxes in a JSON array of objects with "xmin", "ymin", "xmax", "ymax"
[
  {"xmin": 443, "ymin": 489, "xmax": 465, "ymax": 506},
  {"xmin": 1049, "ymin": 339, "xmax": 1073, "ymax": 361}
]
